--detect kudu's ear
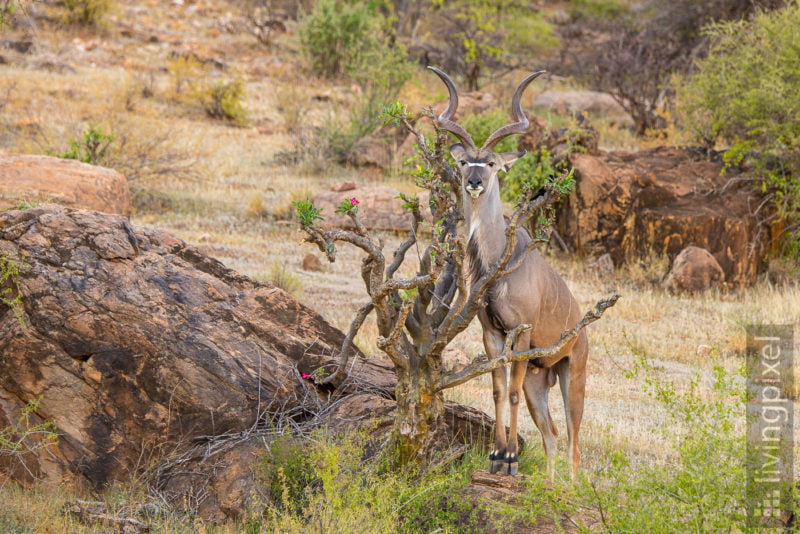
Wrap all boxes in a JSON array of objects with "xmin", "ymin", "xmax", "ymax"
[
  {"xmin": 450, "ymin": 143, "xmax": 466, "ymax": 161},
  {"xmin": 498, "ymin": 150, "xmax": 526, "ymax": 172}
]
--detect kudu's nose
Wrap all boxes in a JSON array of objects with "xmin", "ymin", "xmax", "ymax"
[{"xmin": 467, "ymin": 176, "xmax": 483, "ymax": 189}]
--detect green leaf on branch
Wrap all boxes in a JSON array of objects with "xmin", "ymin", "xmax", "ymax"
[
  {"xmin": 380, "ymin": 100, "xmax": 407, "ymax": 126},
  {"xmin": 396, "ymin": 192, "xmax": 419, "ymax": 211},
  {"xmin": 293, "ymin": 197, "xmax": 324, "ymax": 227},
  {"xmin": 335, "ymin": 197, "xmax": 360, "ymax": 216}
]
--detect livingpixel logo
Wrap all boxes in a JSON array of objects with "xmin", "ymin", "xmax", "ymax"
[{"xmin": 746, "ymin": 324, "xmax": 794, "ymax": 528}]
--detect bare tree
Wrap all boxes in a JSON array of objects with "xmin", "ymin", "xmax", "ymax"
[
  {"xmin": 564, "ymin": 0, "xmax": 787, "ymax": 136},
  {"xmin": 294, "ymin": 70, "xmax": 618, "ymax": 466}
]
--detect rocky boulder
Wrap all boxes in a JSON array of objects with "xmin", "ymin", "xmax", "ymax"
[
  {"xmin": 0, "ymin": 155, "xmax": 132, "ymax": 216},
  {"xmin": 0, "ymin": 205, "xmax": 501, "ymax": 521},
  {"xmin": 0, "ymin": 205, "xmax": 394, "ymax": 489},
  {"xmin": 662, "ymin": 245, "xmax": 725, "ymax": 292},
  {"xmin": 556, "ymin": 146, "xmax": 771, "ymax": 286},
  {"xmin": 347, "ymin": 122, "xmax": 410, "ymax": 170}
]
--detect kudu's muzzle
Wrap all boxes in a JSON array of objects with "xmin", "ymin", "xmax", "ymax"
[{"xmin": 465, "ymin": 164, "xmax": 487, "ymax": 199}]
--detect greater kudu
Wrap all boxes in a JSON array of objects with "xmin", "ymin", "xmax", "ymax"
[{"xmin": 429, "ymin": 67, "xmax": 588, "ymax": 480}]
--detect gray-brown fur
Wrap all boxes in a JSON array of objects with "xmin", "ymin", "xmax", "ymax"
[{"xmin": 430, "ymin": 66, "xmax": 589, "ymax": 481}]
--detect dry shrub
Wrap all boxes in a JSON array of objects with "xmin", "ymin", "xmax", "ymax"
[
  {"xmin": 62, "ymin": 0, "xmax": 114, "ymax": 27},
  {"xmin": 270, "ymin": 187, "xmax": 316, "ymax": 221},
  {"xmin": 274, "ymin": 85, "xmax": 309, "ymax": 134},
  {"xmin": 166, "ymin": 56, "xmax": 248, "ymax": 125},
  {"xmin": 619, "ymin": 252, "xmax": 671, "ymax": 288},
  {"xmin": 67, "ymin": 118, "xmax": 197, "ymax": 185},
  {"xmin": 255, "ymin": 261, "xmax": 304, "ymax": 296},
  {"xmin": 167, "ymin": 55, "xmax": 207, "ymax": 98},
  {"xmin": 197, "ymin": 78, "xmax": 247, "ymax": 125},
  {"xmin": 245, "ymin": 193, "xmax": 268, "ymax": 218}
]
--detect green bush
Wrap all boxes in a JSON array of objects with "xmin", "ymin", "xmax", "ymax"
[
  {"xmin": 460, "ymin": 111, "xmax": 519, "ymax": 154},
  {"xmin": 675, "ymin": 3, "xmax": 800, "ymax": 256},
  {"xmin": 299, "ymin": 0, "xmax": 413, "ymax": 161},
  {"xmin": 49, "ymin": 121, "xmax": 196, "ymax": 185},
  {"xmin": 255, "ymin": 430, "xmax": 503, "ymax": 533},
  {"xmin": 55, "ymin": 126, "xmax": 114, "ymax": 164},
  {"xmin": 570, "ymin": 344, "xmax": 800, "ymax": 533},
  {"xmin": 425, "ymin": 1, "xmax": 559, "ymax": 91},
  {"xmin": 298, "ymin": 0, "xmax": 376, "ymax": 79},
  {"xmin": 500, "ymin": 148, "xmax": 562, "ymax": 204}
]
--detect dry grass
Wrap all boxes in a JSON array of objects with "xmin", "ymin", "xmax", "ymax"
[{"xmin": 1, "ymin": 0, "xmax": 799, "ymax": 526}]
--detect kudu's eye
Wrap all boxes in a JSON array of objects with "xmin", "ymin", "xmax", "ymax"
[
  {"xmin": 460, "ymin": 160, "xmax": 467, "ymax": 166},
  {"xmin": 487, "ymin": 162, "xmax": 495, "ymax": 167}
]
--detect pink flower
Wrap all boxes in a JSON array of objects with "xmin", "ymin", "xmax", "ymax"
[
  {"xmin": 301, "ymin": 372, "xmax": 312, "ymax": 379},
  {"xmin": 350, "ymin": 197, "xmax": 360, "ymax": 205}
]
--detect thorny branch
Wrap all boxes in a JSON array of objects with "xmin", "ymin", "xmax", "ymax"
[
  {"xmin": 377, "ymin": 299, "xmax": 415, "ymax": 369},
  {"xmin": 436, "ymin": 294, "xmax": 621, "ymax": 391},
  {"xmin": 318, "ymin": 301, "xmax": 374, "ymax": 385}
]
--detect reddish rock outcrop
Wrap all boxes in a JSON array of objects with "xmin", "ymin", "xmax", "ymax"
[
  {"xmin": 0, "ymin": 155, "xmax": 132, "ymax": 216},
  {"xmin": 556, "ymin": 146, "xmax": 770, "ymax": 286},
  {"xmin": 0, "ymin": 205, "xmax": 502, "ymax": 522},
  {"xmin": 662, "ymin": 245, "xmax": 725, "ymax": 292},
  {"xmin": 0, "ymin": 205, "xmax": 393, "ymax": 489}
]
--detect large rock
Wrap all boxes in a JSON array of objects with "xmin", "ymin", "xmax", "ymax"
[
  {"xmin": 464, "ymin": 470, "xmax": 601, "ymax": 532},
  {"xmin": 0, "ymin": 155, "xmax": 132, "ymax": 216},
  {"xmin": 556, "ymin": 146, "xmax": 771, "ymax": 286},
  {"xmin": 347, "ymin": 122, "xmax": 410, "ymax": 170},
  {"xmin": 0, "ymin": 205, "xmax": 393, "ymax": 488},
  {"xmin": 662, "ymin": 245, "xmax": 725, "ymax": 292},
  {"xmin": 0, "ymin": 205, "xmax": 502, "ymax": 521}
]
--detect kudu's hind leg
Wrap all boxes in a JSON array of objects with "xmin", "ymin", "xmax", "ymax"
[
  {"xmin": 523, "ymin": 366, "xmax": 559, "ymax": 480},
  {"xmin": 484, "ymin": 329, "xmax": 509, "ymax": 474},
  {"xmin": 504, "ymin": 330, "xmax": 531, "ymax": 475},
  {"xmin": 556, "ymin": 352, "xmax": 586, "ymax": 482},
  {"xmin": 557, "ymin": 361, "xmax": 583, "ymax": 482}
]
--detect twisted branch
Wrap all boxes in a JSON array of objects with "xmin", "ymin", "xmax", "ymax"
[
  {"xmin": 318, "ymin": 302, "xmax": 374, "ymax": 385},
  {"xmin": 436, "ymin": 295, "xmax": 620, "ymax": 391}
]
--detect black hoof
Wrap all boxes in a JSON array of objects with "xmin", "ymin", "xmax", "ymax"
[
  {"xmin": 490, "ymin": 459, "xmax": 506, "ymax": 474},
  {"xmin": 504, "ymin": 453, "xmax": 519, "ymax": 476},
  {"xmin": 506, "ymin": 460, "xmax": 519, "ymax": 476},
  {"xmin": 489, "ymin": 452, "xmax": 505, "ymax": 474}
]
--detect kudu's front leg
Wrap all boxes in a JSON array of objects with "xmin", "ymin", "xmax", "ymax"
[
  {"xmin": 484, "ymin": 329, "xmax": 509, "ymax": 474},
  {"xmin": 505, "ymin": 330, "xmax": 531, "ymax": 476}
]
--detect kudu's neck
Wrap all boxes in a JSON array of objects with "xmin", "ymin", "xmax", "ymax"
[{"xmin": 464, "ymin": 181, "xmax": 508, "ymax": 275}]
